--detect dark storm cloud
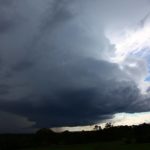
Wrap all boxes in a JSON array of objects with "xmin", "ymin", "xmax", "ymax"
[
  {"xmin": 0, "ymin": 59, "xmax": 147, "ymax": 128},
  {"xmin": 12, "ymin": 60, "xmax": 34, "ymax": 72},
  {"xmin": 0, "ymin": 0, "xmax": 150, "ymax": 132},
  {"xmin": 0, "ymin": 84, "xmax": 10, "ymax": 95},
  {"xmin": 0, "ymin": 110, "xmax": 35, "ymax": 133},
  {"xmin": 0, "ymin": 81, "xmax": 143, "ymax": 128},
  {"xmin": 0, "ymin": 17, "xmax": 13, "ymax": 33},
  {"xmin": 27, "ymin": 0, "xmax": 74, "ymax": 52},
  {"xmin": 0, "ymin": 0, "xmax": 20, "ymax": 33}
]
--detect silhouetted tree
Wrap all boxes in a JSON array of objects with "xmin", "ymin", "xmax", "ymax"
[
  {"xmin": 94, "ymin": 125, "xmax": 102, "ymax": 131},
  {"xmin": 105, "ymin": 122, "xmax": 113, "ymax": 129}
]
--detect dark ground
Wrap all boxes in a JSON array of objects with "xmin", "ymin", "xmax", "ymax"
[
  {"xmin": 1, "ymin": 123, "xmax": 150, "ymax": 150},
  {"xmin": 22, "ymin": 142, "xmax": 150, "ymax": 150}
]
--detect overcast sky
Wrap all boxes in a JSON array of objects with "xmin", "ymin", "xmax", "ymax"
[{"xmin": 0, "ymin": 0, "xmax": 150, "ymax": 133}]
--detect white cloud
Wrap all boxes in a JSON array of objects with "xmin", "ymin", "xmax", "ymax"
[
  {"xmin": 106, "ymin": 16, "xmax": 150, "ymax": 94},
  {"xmin": 112, "ymin": 112, "xmax": 150, "ymax": 126}
]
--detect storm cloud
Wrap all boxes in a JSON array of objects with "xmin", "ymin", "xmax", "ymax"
[{"xmin": 0, "ymin": 0, "xmax": 150, "ymax": 132}]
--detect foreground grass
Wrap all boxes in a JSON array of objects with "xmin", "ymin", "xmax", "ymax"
[{"xmin": 23, "ymin": 141, "xmax": 150, "ymax": 150}]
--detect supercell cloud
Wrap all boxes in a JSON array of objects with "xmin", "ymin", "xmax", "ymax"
[{"xmin": 0, "ymin": 0, "xmax": 150, "ymax": 132}]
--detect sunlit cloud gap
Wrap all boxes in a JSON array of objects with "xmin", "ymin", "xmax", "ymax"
[
  {"xmin": 52, "ymin": 112, "xmax": 150, "ymax": 132},
  {"xmin": 108, "ymin": 25, "xmax": 150, "ymax": 63},
  {"xmin": 106, "ymin": 21, "xmax": 150, "ymax": 94}
]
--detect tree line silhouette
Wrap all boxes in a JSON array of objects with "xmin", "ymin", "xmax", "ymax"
[{"xmin": 1, "ymin": 123, "xmax": 150, "ymax": 149}]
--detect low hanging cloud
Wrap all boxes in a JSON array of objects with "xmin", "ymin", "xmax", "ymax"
[
  {"xmin": 0, "ymin": 0, "xmax": 150, "ymax": 132},
  {"xmin": 0, "ymin": 111, "xmax": 35, "ymax": 133}
]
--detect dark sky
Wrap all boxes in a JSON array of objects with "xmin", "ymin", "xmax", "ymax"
[{"xmin": 0, "ymin": 0, "xmax": 150, "ymax": 133}]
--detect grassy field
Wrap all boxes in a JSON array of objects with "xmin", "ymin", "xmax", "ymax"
[{"xmin": 23, "ymin": 142, "xmax": 150, "ymax": 150}]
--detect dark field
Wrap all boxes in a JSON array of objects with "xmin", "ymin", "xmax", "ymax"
[
  {"xmin": 23, "ymin": 142, "xmax": 150, "ymax": 150},
  {"xmin": 1, "ymin": 124, "xmax": 150, "ymax": 150}
]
